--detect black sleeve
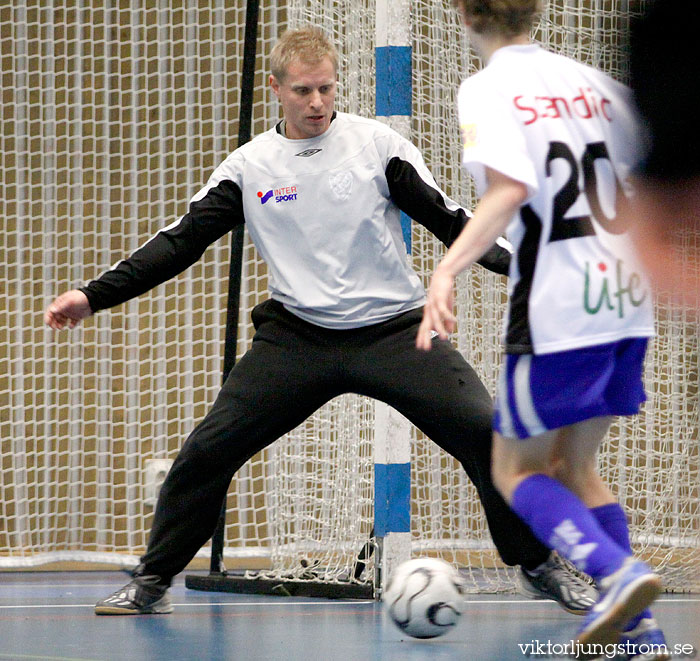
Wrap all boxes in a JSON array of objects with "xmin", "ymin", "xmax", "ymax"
[
  {"xmin": 79, "ymin": 179, "xmax": 244, "ymax": 312},
  {"xmin": 385, "ymin": 156, "xmax": 511, "ymax": 276}
]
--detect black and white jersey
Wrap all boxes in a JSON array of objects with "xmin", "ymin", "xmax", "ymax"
[
  {"xmin": 81, "ymin": 112, "xmax": 510, "ymax": 329},
  {"xmin": 458, "ymin": 45, "xmax": 654, "ymax": 353}
]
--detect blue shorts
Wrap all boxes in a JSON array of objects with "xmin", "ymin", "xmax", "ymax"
[{"xmin": 493, "ymin": 338, "xmax": 648, "ymax": 440}]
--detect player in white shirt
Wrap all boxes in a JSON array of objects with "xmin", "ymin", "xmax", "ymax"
[
  {"xmin": 417, "ymin": 2, "xmax": 666, "ymax": 658},
  {"xmin": 44, "ymin": 26, "xmax": 596, "ymax": 618}
]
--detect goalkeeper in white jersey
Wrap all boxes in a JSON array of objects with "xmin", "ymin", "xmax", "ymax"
[
  {"xmin": 44, "ymin": 27, "xmax": 594, "ymax": 617},
  {"xmin": 417, "ymin": 2, "xmax": 667, "ymax": 659}
]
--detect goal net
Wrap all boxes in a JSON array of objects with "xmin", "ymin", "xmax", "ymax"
[{"xmin": 1, "ymin": 0, "xmax": 698, "ymax": 595}]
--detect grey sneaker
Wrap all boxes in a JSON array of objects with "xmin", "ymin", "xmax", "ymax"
[
  {"xmin": 518, "ymin": 552, "xmax": 598, "ymax": 615},
  {"xmin": 95, "ymin": 575, "xmax": 173, "ymax": 615}
]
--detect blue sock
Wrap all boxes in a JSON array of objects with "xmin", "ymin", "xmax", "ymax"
[
  {"xmin": 590, "ymin": 503, "xmax": 632, "ymax": 553},
  {"xmin": 591, "ymin": 503, "xmax": 652, "ymax": 625},
  {"xmin": 511, "ymin": 474, "xmax": 629, "ymax": 581}
]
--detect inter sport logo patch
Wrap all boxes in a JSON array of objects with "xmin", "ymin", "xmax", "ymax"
[
  {"xmin": 258, "ymin": 190, "xmax": 274, "ymax": 204},
  {"xmin": 257, "ymin": 186, "xmax": 298, "ymax": 205}
]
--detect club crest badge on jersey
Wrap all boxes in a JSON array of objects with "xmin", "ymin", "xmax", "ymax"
[
  {"xmin": 329, "ymin": 171, "xmax": 353, "ymax": 201},
  {"xmin": 460, "ymin": 123, "xmax": 477, "ymax": 149}
]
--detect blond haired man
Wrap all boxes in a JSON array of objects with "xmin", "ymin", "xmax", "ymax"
[{"xmin": 47, "ymin": 27, "xmax": 593, "ymax": 616}]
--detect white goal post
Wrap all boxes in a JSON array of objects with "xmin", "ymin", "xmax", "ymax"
[{"xmin": 1, "ymin": 0, "xmax": 698, "ymax": 596}]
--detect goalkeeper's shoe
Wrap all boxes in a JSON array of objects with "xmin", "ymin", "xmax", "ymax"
[
  {"xmin": 518, "ymin": 552, "xmax": 598, "ymax": 615},
  {"xmin": 95, "ymin": 573, "xmax": 172, "ymax": 615},
  {"xmin": 622, "ymin": 618, "xmax": 670, "ymax": 661},
  {"xmin": 573, "ymin": 558, "xmax": 662, "ymax": 660}
]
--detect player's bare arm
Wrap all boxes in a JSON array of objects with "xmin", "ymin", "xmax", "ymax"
[
  {"xmin": 44, "ymin": 290, "xmax": 93, "ymax": 330},
  {"xmin": 416, "ymin": 168, "xmax": 527, "ymax": 350}
]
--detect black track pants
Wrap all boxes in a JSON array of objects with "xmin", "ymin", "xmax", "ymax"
[{"xmin": 140, "ymin": 300, "xmax": 550, "ymax": 580}]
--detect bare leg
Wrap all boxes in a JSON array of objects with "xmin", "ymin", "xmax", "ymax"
[{"xmin": 491, "ymin": 415, "xmax": 613, "ymax": 507}]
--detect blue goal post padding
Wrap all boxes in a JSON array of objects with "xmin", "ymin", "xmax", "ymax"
[
  {"xmin": 375, "ymin": 46, "xmax": 412, "ymax": 117},
  {"xmin": 374, "ymin": 462, "xmax": 411, "ymax": 535}
]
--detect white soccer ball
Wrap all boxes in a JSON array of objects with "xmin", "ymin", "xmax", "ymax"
[{"xmin": 383, "ymin": 557, "xmax": 465, "ymax": 639}]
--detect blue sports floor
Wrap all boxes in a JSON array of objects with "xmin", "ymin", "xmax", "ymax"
[{"xmin": 0, "ymin": 571, "xmax": 698, "ymax": 660}]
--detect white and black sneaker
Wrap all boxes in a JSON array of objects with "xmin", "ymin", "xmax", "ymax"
[
  {"xmin": 519, "ymin": 552, "xmax": 598, "ymax": 615},
  {"xmin": 95, "ymin": 574, "xmax": 173, "ymax": 615}
]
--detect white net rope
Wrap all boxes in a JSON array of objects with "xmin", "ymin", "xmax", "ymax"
[
  {"xmin": 2, "ymin": 1, "xmax": 246, "ymax": 567},
  {"xmin": 1, "ymin": 0, "xmax": 698, "ymax": 594}
]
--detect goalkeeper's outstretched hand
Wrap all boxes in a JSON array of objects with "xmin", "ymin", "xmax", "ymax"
[{"xmin": 44, "ymin": 290, "xmax": 93, "ymax": 330}]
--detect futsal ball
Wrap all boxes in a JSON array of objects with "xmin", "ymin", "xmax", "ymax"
[{"xmin": 383, "ymin": 557, "xmax": 465, "ymax": 639}]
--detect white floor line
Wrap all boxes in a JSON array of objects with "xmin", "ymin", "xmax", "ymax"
[
  {"xmin": 0, "ymin": 600, "xmax": 376, "ymax": 610},
  {"xmin": 0, "ymin": 597, "xmax": 697, "ymax": 611}
]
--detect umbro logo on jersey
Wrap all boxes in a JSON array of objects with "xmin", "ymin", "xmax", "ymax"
[
  {"xmin": 295, "ymin": 148, "xmax": 322, "ymax": 157},
  {"xmin": 257, "ymin": 186, "xmax": 298, "ymax": 205}
]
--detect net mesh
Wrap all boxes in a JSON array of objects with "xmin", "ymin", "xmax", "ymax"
[{"xmin": 1, "ymin": 0, "xmax": 698, "ymax": 593}]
